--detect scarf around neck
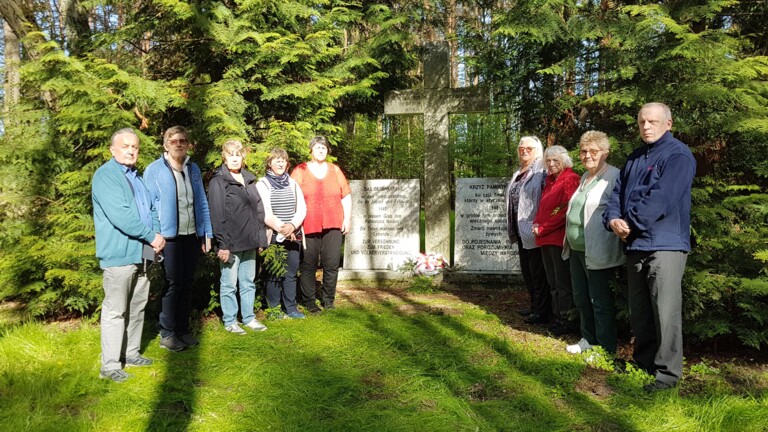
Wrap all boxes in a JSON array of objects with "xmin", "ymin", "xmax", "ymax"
[{"xmin": 265, "ymin": 169, "xmax": 290, "ymax": 189}]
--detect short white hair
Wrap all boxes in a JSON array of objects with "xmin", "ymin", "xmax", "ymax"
[
  {"xmin": 110, "ymin": 128, "xmax": 138, "ymax": 147},
  {"xmin": 640, "ymin": 102, "xmax": 672, "ymax": 122},
  {"xmin": 543, "ymin": 145, "xmax": 573, "ymax": 168}
]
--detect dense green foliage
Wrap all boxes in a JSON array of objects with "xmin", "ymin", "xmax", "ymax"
[{"xmin": 1, "ymin": 0, "xmax": 767, "ymax": 348}]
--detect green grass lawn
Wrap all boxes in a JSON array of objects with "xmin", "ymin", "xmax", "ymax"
[{"xmin": 0, "ymin": 286, "xmax": 766, "ymax": 432}]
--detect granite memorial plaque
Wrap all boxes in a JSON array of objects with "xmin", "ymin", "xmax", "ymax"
[
  {"xmin": 454, "ymin": 178, "xmax": 520, "ymax": 273},
  {"xmin": 344, "ymin": 179, "xmax": 420, "ymax": 270}
]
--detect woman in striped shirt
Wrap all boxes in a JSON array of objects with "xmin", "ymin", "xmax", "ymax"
[{"xmin": 256, "ymin": 148, "xmax": 307, "ymax": 319}]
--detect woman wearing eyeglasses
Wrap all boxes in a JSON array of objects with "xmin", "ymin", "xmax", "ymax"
[
  {"xmin": 144, "ymin": 126, "xmax": 213, "ymax": 352},
  {"xmin": 505, "ymin": 136, "xmax": 550, "ymax": 326},
  {"xmin": 562, "ymin": 131, "xmax": 625, "ymax": 355},
  {"xmin": 532, "ymin": 146, "xmax": 580, "ymax": 336}
]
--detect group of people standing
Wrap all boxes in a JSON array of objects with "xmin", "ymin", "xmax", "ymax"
[
  {"xmin": 93, "ymin": 102, "xmax": 694, "ymax": 393},
  {"xmin": 92, "ymin": 128, "xmax": 350, "ymax": 382},
  {"xmin": 507, "ymin": 102, "xmax": 696, "ymax": 392}
]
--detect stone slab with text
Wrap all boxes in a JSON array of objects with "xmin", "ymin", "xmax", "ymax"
[
  {"xmin": 344, "ymin": 179, "xmax": 420, "ymax": 270},
  {"xmin": 454, "ymin": 178, "xmax": 520, "ymax": 273}
]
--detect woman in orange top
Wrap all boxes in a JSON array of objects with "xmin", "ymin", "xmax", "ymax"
[{"xmin": 291, "ymin": 136, "xmax": 351, "ymax": 313}]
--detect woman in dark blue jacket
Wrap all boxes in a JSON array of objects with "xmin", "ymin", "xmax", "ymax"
[{"xmin": 208, "ymin": 140, "xmax": 269, "ymax": 335}]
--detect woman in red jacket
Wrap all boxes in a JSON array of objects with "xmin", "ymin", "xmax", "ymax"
[{"xmin": 533, "ymin": 145, "xmax": 580, "ymax": 336}]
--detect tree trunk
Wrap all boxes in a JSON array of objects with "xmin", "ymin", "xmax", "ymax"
[
  {"xmin": 446, "ymin": 0, "xmax": 457, "ymax": 87},
  {"xmin": 0, "ymin": 0, "xmax": 57, "ymax": 108},
  {"xmin": 0, "ymin": 0, "xmax": 43, "ymax": 56},
  {"xmin": 61, "ymin": 0, "xmax": 91, "ymax": 55},
  {"xmin": 3, "ymin": 18, "xmax": 21, "ymax": 123}
]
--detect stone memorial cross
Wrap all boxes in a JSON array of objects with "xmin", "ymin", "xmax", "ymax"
[{"xmin": 383, "ymin": 42, "xmax": 490, "ymax": 260}]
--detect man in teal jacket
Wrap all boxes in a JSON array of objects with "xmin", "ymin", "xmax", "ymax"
[{"xmin": 92, "ymin": 128, "xmax": 165, "ymax": 383}]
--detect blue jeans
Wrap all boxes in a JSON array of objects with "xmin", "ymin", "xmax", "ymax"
[{"xmin": 219, "ymin": 249, "xmax": 256, "ymax": 327}]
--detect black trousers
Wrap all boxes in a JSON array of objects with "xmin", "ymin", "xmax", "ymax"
[
  {"xmin": 517, "ymin": 240, "xmax": 551, "ymax": 319},
  {"xmin": 159, "ymin": 234, "xmax": 201, "ymax": 337},
  {"xmin": 299, "ymin": 229, "xmax": 343, "ymax": 308},
  {"xmin": 541, "ymin": 245, "xmax": 573, "ymax": 323}
]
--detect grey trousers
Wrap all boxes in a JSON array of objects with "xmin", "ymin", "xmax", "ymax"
[
  {"xmin": 101, "ymin": 263, "xmax": 150, "ymax": 371},
  {"xmin": 627, "ymin": 251, "xmax": 687, "ymax": 385}
]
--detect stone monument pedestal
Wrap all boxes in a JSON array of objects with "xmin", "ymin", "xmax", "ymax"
[{"xmin": 337, "ymin": 268, "xmax": 525, "ymax": 290}]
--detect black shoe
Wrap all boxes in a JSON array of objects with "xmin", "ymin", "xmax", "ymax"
[
  {"xmin": 305, "ymin": 304, "xmax": 322, "ymax": 315},
  {"xmin": 323, "ymin": 304, "xmax": 336, "ymax": 310},
  {"xmin": 159, "ymin": 335, "xmax": 187, "ymax": 352},
  {"xmin": 517, "ymin": 308, "xmax": 533, "ymax": 317},
  {"xmin": 547, "ymin": 324, "xmax": 572, "ymax": 337},
  {"xmin": 524, "ymin": 313, "xmax": 548, "ymax": 325},
  {"xmin": 643, "ymin": 380, "xmax": 675, "ymax": 393},
  {"xmin": 613, "ymin": 358, "xmax": 627, "ymax": 374}
]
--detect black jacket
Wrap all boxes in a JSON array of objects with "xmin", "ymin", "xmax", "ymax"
[{"xmin": 208, "ymin": 165, "xmax": 268, "ymax": 253}]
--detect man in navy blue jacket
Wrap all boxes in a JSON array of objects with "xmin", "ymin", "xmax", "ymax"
[{"xmin": 603, "ymin": 102, "xmax": 696, "ymax": 392}]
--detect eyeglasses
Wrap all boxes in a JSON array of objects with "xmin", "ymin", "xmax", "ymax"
[
  {"xmin": 518, "ymin": 147, "xmax": 536, "ymax": 153},
  {"xmin": 579, "ymin": 149, "xmax": 602, "ymax": 157},
  {"xmin": 168, "ymin": 138, "xmax": 189, "ymax": 145}
]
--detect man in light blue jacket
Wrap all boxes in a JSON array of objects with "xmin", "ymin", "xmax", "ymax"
[
  {"xmin": 144, "ymin": 126, "xmax": 213, "ymax": 351},
  {"xmin": 93, "ymin": 128, "xmax": 165, "ymax": 382}
]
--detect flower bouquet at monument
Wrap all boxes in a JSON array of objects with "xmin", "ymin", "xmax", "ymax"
[
  {"xmin": 413, "ymin": 252, "xmax": 448, "ymax": 276},
  {"xmin": 399, "ymin": 252, "xmax": 448, "ymax": 276},
  {"xmin": 396, "ymin": 252, "xmax": 448, "ymax": 293}
]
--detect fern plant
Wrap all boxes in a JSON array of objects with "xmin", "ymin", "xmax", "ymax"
[{"xmin": 260, "ymin": 244, "xmax": 288, "ymax": 279}]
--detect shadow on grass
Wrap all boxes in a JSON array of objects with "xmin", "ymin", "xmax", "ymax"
[
  {"xmin": 140, "ymin": 255, "xmax": 221, "ymax": 431},
  {"xmin": 142, "ymin": 320, "xmax": 201, "ymax": 432},
  {"xmin": 339, "ymin": 289, "xmax": 640, "ymax": 431}
]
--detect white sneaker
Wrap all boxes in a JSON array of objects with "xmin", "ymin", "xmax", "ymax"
[
  {"xmin": 566, "ymin": 338, "xmax": 593, "ymax": 354},
  {"xmin": 225, "ymin": 323, "xmax": 247, "ymax": 335},
  {"xmin": 244, "ymin": 319, "xmax": 267, "ymax": 332}
]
